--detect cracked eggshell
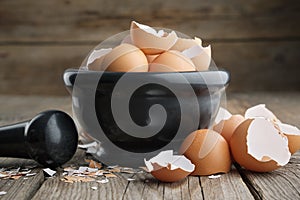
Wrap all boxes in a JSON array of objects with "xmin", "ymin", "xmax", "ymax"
[
  {"xmin": 87, "ymin": 48, "xmax": 112, "ymax": 71},
  {"xmin": 144, "ymin": 150, "xmax": 195, "ymax": 182},
  {"xmin": 245, "ymin": 104, "xmax": 279, "ymax": 122},
  {"xmin": 130, "ymin": 21, "xmax": 178, "ymax": 55},
  {"xmin": 171, "ymin": 37, "xmax": 211, "ymax": 71},
  {"xmin": 101, "ymin": 43, "xmax": 148, "ymax": 72},
  {"xmin": 149, "ymin": 50, "xmax": 196, "ymax": 72},
  {"xmin": 230, "ymin": 118, "xmax": 291, "ymax": 172},
  {"xmin": 213, "ymin": 114, "xmax": 245, "ymax": 143},
  {"xmin": 179, "ymin": 129, "xmax": 231, "ymax": 176},
  {"xmin": 275, "ymin": 123, "xmax": 300, "ymax": 154}
]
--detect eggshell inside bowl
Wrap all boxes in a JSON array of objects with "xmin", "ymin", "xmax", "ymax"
[
  {"xmin": 130, "ymin": 21, "xmax": 178, "ymax": 55},
  {"xmin": 101, "ymin": 43, "xmax": 148, "ymax": 72},
  {"xmin": 149, "ymin": 50, "xmax": 196, "ymax": 72}
]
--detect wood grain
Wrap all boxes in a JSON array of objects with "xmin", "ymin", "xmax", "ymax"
[
  {"xmin": 1, "ymin": 41, "xmax": 299, "ymax": 95},
  {"xmin": 0, "ymin": 1, "xmax": 299, "ymax": 95},
  {"xmin": 0, "ymin": 158, "xmax": 43, "ymax": 200},
  {"xmin": 200, "ymin": 169, "xmax": 254, "ymax": 199},
  {"xmin": 236, "ymin": 151, "xmax": 300, "ymax": 200}
]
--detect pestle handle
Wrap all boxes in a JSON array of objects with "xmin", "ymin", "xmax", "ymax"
[
  {"xmin": 0, "ymin": 121, "xmax": 29, "ymax": 158},
  {"xmin": 0, "ymin": 110, "xmax": 78, "ymax": 168}
]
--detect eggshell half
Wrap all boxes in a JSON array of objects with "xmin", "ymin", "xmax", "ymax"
[
  {"xmin": 87, "ymin": 48, "xmax": 112, "ymax": 71},
  {"xmin": 130, "ymin": 21, "xmax": 178, "ymax": 55},
  {"xmin": 101, "ymin": 43, "xmax": 148, "ymax": 72},
  {"xmin": 275, "ymin": 122, "xmax": 300, "ymax": 154},
  {"xmin": 171, "ymin": 37, "xmax": 211, "ymax": 71},
  {"xmin": 149, "ymin": 50, "xmax": 196, "ymax": 72},
  {"xmin": 213, "ymin": 114, "xmax": 245, "ymax": 143},
  {"xmin": 179, "ymin": 129, "xmax": 231, "ymax": 176},
  {"xmin": 230, "ymin": 118, "xmax": 291, "ymax": 172},
  {"xmin": 144, "ymin": 150, "xmax": 195, "ymax": 182}
]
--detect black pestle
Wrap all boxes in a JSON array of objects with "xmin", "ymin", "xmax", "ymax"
[{"xmin": 0, "ymin": 110, "xmax": 78, "ymax": 168}]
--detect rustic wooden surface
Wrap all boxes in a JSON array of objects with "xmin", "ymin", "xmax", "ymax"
[
  {"xmin": 0, "ymin": 92, "xmax": 299, "ymax": 200},
  {"xmin": 0, "ymin": 0, "xmax": 299, "ymax": 95}
]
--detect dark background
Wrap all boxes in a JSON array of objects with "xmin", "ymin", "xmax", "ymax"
[{"xmin": 0, "ymin": 0, "xmax": 299, "ymax": 95}]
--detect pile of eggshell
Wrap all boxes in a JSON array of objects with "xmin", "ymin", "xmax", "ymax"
[
  {"xmin": 86, "ymin": 21, "xmax": 211, "ymax": 72},
  {"xmin": 144, "ymin": 104, "xmax": 300, "ymax": 182}
]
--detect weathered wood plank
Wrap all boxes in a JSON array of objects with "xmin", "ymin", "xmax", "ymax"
[
  {"xmin": 0, "ymin": 16, "xmax": 299, "ymax": 43},
  {"xmin": 236, "ymin": 151, "xmax": 300, "ymax": 200},
  {"xmin": 0, "ymin": 158, "xmax": 44, "ymax": 200},
  {"xmin": 0, "ymin": 0, "xmax": 297, "ymax": 22},
  {"xmin": 200, "ymin": 169, "xmax": 254, "ymax": 200},
  {"xmin": 1, "ymin": 41, "xmax": 299, "ymax": 95},
  {"xmin": 31, "ymin": 174, "xmax": 128, "ymax": 200},
  {"xmin": 0, "ymin": 93, "xmax": 299, "ymax": 199}
]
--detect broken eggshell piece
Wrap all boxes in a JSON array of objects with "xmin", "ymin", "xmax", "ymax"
[
  {"xmin": 245, "ymin": 104, "xmax": 279, "ymax": 123},
  {"xmin": 213, "ymin": 114, "xmax": 245, "ymax": 143},
  {"xmin": 130, "ymin": 21, "xmax": 178, "ymax": 55},
  {"xmin": 275, "ymin": 122, "xmax": 300, "ymax": 154},
  {"xmin": 179, "ymin": 129, "xmax": 232, "ymax": 176},
  {"xmin": 245, "ymin": 104, "xmax": 300, "ymax": 154},
  {"xmin": 87, "ymin": 48, "xmax": 112, "ymax": 71},
  {"xmin": 101, "ymin": 43, "xmax": 148, "ymax": 72},
  {"xmin": 230, "ymin": 118, "xmax": 291, "ymax": 172},
  {"xmin": 149, "ymin": 50, "xmax": 196, "ymax": 72},
  {"xmin": 144, "ymin": 150, "xmax": 195, "ymax": 182},
  {"xmin": 172, "ymin": 37, "xmax": 211, "ymax": 71}
]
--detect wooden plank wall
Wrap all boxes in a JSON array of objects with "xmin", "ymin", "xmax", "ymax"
[{"xmin": 0, "ymin": 0, "xmax": 299, "ymax": 95}]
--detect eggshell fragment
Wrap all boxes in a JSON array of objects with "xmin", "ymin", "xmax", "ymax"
[
  {"xmin": 214, "ymin": 107, "xmax": 232, "ymax": 125},
  {"xmin": 149, "ymin": 50, "xmax": 196, "ymax": 72},
  {"xmin": 144, "ymin": 150, "xmax": 195, "ymax": 182},
  {"xmin": 171, "ymin": 37, "xmax": 211, "ymax": 71},
  {"xmin": 130, "ymin": 21, "xmax": 178, "ymax": 55},
  {"xmin": 179, "ymin": 129, "xmax": 231, "ymax": 176},
  {"xmin": 101, "ymin": 43, "xmax": 148, "ymax": 72},
  {"xmin": 275, "ymin": 122, "xmax": 300, "ymax": 154},
  {"xmin": 245, "ymin": 104, "xmax": 300, "ymax": 154},
  {"xmin": 245, "ymin": 104, "xmax": 279, "ymax": 122},
  {"xmin": 87, "ymin": 48, "xmax": 112, "ymax": 71},
  {"xmin": 230, "ymin": 118, "xmax": 291, "ymax": 172},
  {"xmin": 213, "ymin": 114, "xmax": 245, "ymax": 143}
]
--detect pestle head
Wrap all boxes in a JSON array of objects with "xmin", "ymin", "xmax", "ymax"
[{"xmin": 25, "ymin": 110, "xmax": 78, "ymax": 168}]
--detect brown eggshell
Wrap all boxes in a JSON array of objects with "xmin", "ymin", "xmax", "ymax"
[
  {"xmin": 230, "ymin": 119, "xmax": 281, "ymax": 172},
  {"xmin": 284, "ymin": 134, "xmax": 300, "ymax": 154},
  {"xmin": 88, "ymin": 56, "xmax": 105, "ymax": 71},
  {"xmin": 130, "ymin": 21, "xmax": 178, "ymax": 55},
  {"xmin": 179, "ymin": 129, "xmax": 231, "ymax": 176},
  {"xmin": 213, "ymin": 114, "xmax": 245, "ymax": 143},
  {"xmin": 146, "ymin": 54, "xmax": 159, "ymax": 63},
  {"xmin": 101, "ymin": 43, "xmax": 148, "ymax": 72},
  {"xmin": 171, "ymin": 37, "xmax": 211, "ymax": 71},
  {"xmin": 149, "ymin": 50, "xmax": 196, "ymax": 72},
  {"xmin": 150, "ymin": 164, "xmax": 191, "ymax": 182}
]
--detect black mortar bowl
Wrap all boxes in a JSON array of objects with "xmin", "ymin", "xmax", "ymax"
[{"xmin": 63, "ymin": 69, "xmax": 230, "ymax": 167}]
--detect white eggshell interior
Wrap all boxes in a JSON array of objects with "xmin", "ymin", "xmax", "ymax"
[
  {"xmin": 144, "ymin": 150, "xmax": 195, "ymax": 172},
  {"xmin": 247, "ymin": 118, "xmax": 291, "ymax": 166}
]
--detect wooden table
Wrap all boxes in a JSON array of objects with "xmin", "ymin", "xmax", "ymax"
[{"xmin": 0, "ymin": 93, "xmax": 299, "ymax": 200}]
